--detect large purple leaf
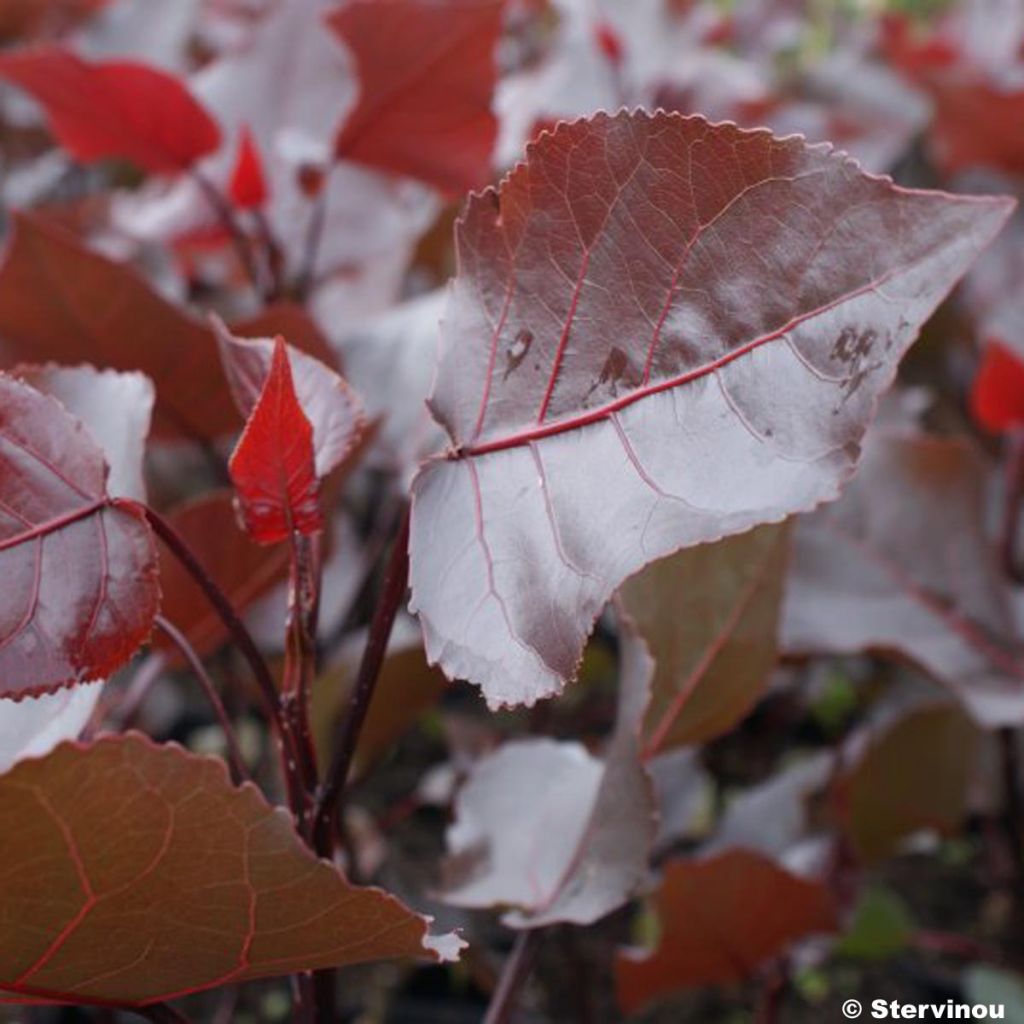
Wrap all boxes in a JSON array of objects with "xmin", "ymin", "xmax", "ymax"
[{"xmin": 409, "ymin": 110, "xmax": 1013, "ymax": 708}]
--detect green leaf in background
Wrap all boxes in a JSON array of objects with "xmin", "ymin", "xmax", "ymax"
[{"xmin": 836, "ymin": 885, "xmax": 915, "ymax": 961}]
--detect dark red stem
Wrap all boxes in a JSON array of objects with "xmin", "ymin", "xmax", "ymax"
[
  {"xmin": 130, "ymin": 501, "xmax": 305, "ymax": 817},
  {"xmin": 154, "ymin": 614, "xmax": 252, "ymax": 786},
  {"xmin": 312, "ymin": 505, "xmax": 410, "ymax": 856},
  {"xmin": 483, "ymin": 930, "xmax": 541, "ymax": 1024}
]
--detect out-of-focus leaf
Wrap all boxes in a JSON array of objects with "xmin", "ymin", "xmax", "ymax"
[
  {"xmin": 971, "ymin": 342, "xmax": 1024, "ymax": 433},
  {"xmin": 783, "ymin": 430, "xmax": 1024, "ymax": 727},
  {"xmin": 156, "ymin": 491, "xmax": 288, "ymax": 661},
  {"xmin": 0, "ymin": 373, "xmax": 158, "ymax": 700},
  {"xmin": 836, "ymin": 885, "xmax": 915, "ymax": 961},
  {"xmin": 443, "ymin": 629, "xmax": 656, "ymax": 927},
  {"xmin": 0, "ymin": 733, "xmax": 463, "ymax": 1006},
  {"xmin": 620, "ymin": 523, "xmax": 788, "ymax": 751},
  {"xmin": 839, "ymin": 702, "xmax": 982, "ymax": 863},
  {"xmin": 615, "ymin": 850, "xmax": 837, "ymax": 1013},
  {"xmin": 0, "ymin": 0, "xmax": 109, "ymax": 44},
  {"xmin": 328, "ymin": 0, "xmax": 502, "ymax": 194},
  {"xmin": 228, "ymin": 124, "xmax": 268, "ymax": 210},
  {"xmin": 228, "ymin": 338, "xmax": 323, "ymax": 545},
  {"xmin": 409, "ymin": 110, "xmax": 1012, "ymax": 710},
  {"xmin": 0, "ymin": 46, "xmax": 219, "ymax": 173},
  {"xmin": 0, "ymin": 214, "xmax": 226, "ymax": 440},
  {"xmin": 216, "ymin": 318, "xmax": 365, "ymax": 480},
  {"xmin": 312, "ymin": 616, "xmax": 448, "ymax": 776},
  {"xmin": 966, "ymin": 966, "xmax": 1024, "ymax": 1024}
]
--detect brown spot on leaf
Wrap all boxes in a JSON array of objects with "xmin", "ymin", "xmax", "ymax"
[{"xmin": 503, "ymin": 328, "xmax": 533, "ymax": 379}]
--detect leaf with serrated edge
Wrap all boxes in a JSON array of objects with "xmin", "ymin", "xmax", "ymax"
[
  {"xmin": 409, "ymin": 110, "xmax": 1014, "ymax": 709},
  {"xmin": 0, "ymin": 733, "xmax": 462, "ymax": 1006},
  {"xmin": 0, "ymin": 373, "xmax": 158, "ymax": 701}
]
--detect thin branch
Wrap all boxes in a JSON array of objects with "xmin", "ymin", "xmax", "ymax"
[
  {"xmin": 1002, "ymin": 429, "xmax": 1024, "ymax": 585},
  {"xmin": 312, "ymin": 505, "xmax": 410, "ymax": 856},
  {"xmin": 126, "ymin": 500, "xmax": 305, "ymax": 818},
  {"xmin": 294, "ymin": 179, "xmax": 329, "ymax": 300},
  {"xmin": 484, "ymin": 930, "xmax": 541, "ymax": 1024},
  {"xmin": 154, "ymin": 615, "xmax": 252, "ymax": 786},
  {"xmin": 191, "ymin": 169, "xmax": 266, "ymax": 297}
]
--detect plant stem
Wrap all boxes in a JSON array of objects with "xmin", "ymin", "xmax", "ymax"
[
  {"xmin": 154, "ymin": 615, "xmax": 252, "ymax": 786},
  {"xmin": 192, "ymin": 169, "xmax": 266, "ymax": 298},
  {"xmin": 130, "ymin": 501, "xmax": 305, "ymax": 817},
  {"xmin": 1000, "ymin": 727, "xmax": 1024, "ymax": 901},
  {"xmin": 283, "ymin": 532, "xmax": 322, "ymax": 833},
  {"xmin": 1002, "ymin": 430, "xmax": 1024, "ymax": 585},
  {"xmin": 295, "ymin": 180, "xmax": 329, "ymax": 300},
  {"xmin": 312, "ymin": 505, "xmax": 411, "ymax": 856},
  {"xmin": 484, "ymin": 930, "xmax": 541, "ymax": 1024}
]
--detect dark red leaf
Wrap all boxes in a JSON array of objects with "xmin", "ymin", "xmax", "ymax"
[
  {"xmin": 0, "ymin": 733, "xmax": 462, "ymax": 1006},
  {"xmin": 329, "ymin": 0, "xmax": 502, "ymax": 194},
  {"xmin": 971, "ymin": 342, "xmax": 1024, "ymax": 433},
  {"xmin": 0, "ymin": 373, "xmax": 158, "ymax": 701},
  {"xmin": 0, "ymin": 46, "xmax": 220, "ymax": 174},
  {"xmin": 229, "ymin": 338, "xmax": 324, "ymax": 545},
  {"xmin": 615, "ymin": 850, "xmax": 837, "ymax": 1012},
  {"xmin": 409, "ymin": 110, "xmax": 1013, "ymax": 709},
  {"xmin": 228, "ymin": 124, "xmax": 269, "ymax": 209}
]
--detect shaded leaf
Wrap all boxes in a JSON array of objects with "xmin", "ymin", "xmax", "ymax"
[
  {"xmin": 410, "ymin": 110, "xmax": 1012, "ymax": 709},
  {"xmin": 329, "ymin": 0, "xmax": 502, "ymax": 194},
  {"xmin": 0, "ymin": 0, "xmax": 110, "ymax": 44},
  {"xmin": 228, "ymin": 339, "xmax": 323, "ymax": 545},
  {"xmin": 0, "ymin": 733, "xmax": 462, "ymax": 1006},
  {"xmin": 0, "ymin": 46, "xmax": 219, "ymax": 173},
  {"xmin": 837, "ymin": 885, "xmax": 915, "ymax": 961},
  {"xmin": 839, "ymin": 702, "xmax": 981, "ymax": 863},
  {"xmin": 156, "ymin": 491, "xmax": 288, "ymax": 662},
  {"xmin": 216, "ymin": 318, "xmax": 365, "ymax": 480},
  {"xmin": 782, "ymin": 430, "xmax": 1024, "ymax": 727},
  {"xmin": 620, "ymin": 523, "xmax": 788, "ymax": 751},
  {"xmin": 615, "ymin": 850, "xmax": 837, "ymax": 1013},
  {"xmin": 0, "ymin": 373, "xmax": 158, "ymax": 700},
  {"xmin": 443, "ymin": 629, "xmax": 656, "ymax": 927}
]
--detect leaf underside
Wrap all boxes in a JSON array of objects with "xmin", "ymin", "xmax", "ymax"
[{"xmin": 409, "ymin": 109, "xmax": 1013, "ymax": 709}]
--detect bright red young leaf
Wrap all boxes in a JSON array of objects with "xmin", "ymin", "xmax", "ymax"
[
  {"xmin": 229, "ymin": 338, "xmax": 324, "ymax": 545},
  {"xmin": 971, "ymin": 342, "xmax": 1024, "ymax": 433},
  {"xmin": 409, "ymin": 110, "xmax": 1013, "ymax": 709},
  {"xmin": 783, "ymin": 429, "xmax": 1024, "ymax": 727},
  {"xmin": 216, "ymin": 318, "xmax": 365, "ymax": 479},
  {"xmin": 0, "ymin": 733, "xmax": 462, "ymax": 1006},
  {"xmin": 228, "ymin": 124, "xmax": 269, "ymax": 209},
  {"xmin": 0, "ymin": 47, "xmax": 220, "ymax": 174},
  {"xmin": 329, "ymin": 0, "xmax": 502, "ymax": 194},
  {"xmin": 0, "ymin": 374, "xmax": 158, "ymax": 701},
  {"xmin": 156, "ymin": 492, "xmax": 289, "ymax": 662},
  {"xmin": 615, "ymin": 850, "xmax": 837, "ymax": 1013}
]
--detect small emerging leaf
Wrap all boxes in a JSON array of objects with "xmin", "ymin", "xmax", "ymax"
[{"xmin": 229, "ymin": 339, "xmax": 324, "ymax": 545}]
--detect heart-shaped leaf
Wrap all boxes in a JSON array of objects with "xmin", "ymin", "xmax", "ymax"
[
  {"xmin": 409, "ymin": 110, "xmax": 1013, "ymax": 709},
  {"xmin": 0, "ymin": 47, "xmax": 220, "ymax": 174},
  {"xmin": 0, "ymin": 733, "xmax": 462, "ymax": 1006},
  {"xmin": 0, "ymin": 373, "xmax": 158, "ymax": 701},
  {"xmin": 329, "ymin": 0, "xmax": 502, "ymax": 194},
  {"xmin": 229, "ymin": 338, "xmax": 323, "ymax": 545}
]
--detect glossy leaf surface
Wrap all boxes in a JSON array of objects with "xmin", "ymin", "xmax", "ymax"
[
  {"xmin": 410, "ymin": 110, "xmax": 1013, "ymax": 708},
  {"xmin": 0, "ymin": 374, "xmax": 158, "ymax": 700}
]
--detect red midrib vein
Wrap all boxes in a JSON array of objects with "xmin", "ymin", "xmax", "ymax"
[
  {"xmin": 0, "ymin": 499, "xmax": 107, "ymax": 553},
  {"xmin": 460, "ymin": 269, "xmax": 897, "ymax": 459}
]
